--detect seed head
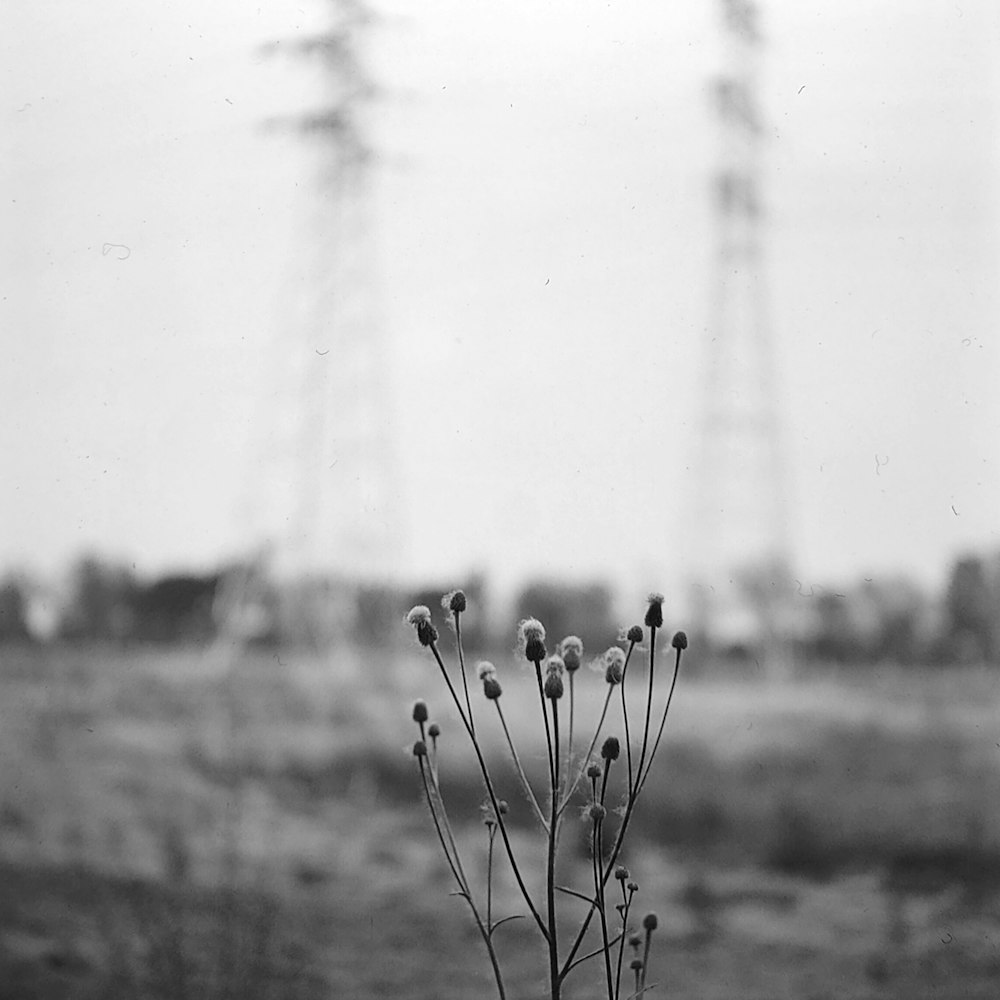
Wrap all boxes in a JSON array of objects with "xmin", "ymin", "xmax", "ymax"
[
  {"xmin": 626, "ymin": 624, "xmax": 644, "ymax": 643},
  {"xmin": 559, "ymin": 636, "xmax": 584, "ymax": 672},
  {"xmin": 543, "ymin": 671, "xmax": 564, "ymax": 700},
  {"xmin": 518, "ymin": 618, "xmax": 547, "ymax": 662},
  {"xmin": 412, "ymin": 740, "xmax": 427, "ymax": 757},
  {"xmin": 545, "ymin": 654, "xmax": 565, "ymax": 675},
  {"xmin": 642, "ymin": 912, "xmax": 658, "ymax": 931},
  {"xmin": 428, "ymin": 722, "xmax": 441, "ymax": 738},
  {"xmin": 630, "ymin": 958, "xmax": 643, "ymax": 972},
  {"xmin": 442, "ymin": 589, "xmax": 467, "ymax": 614},
  {"xmin": 627, "ymin": 881, "xmax": 639, "ymax": 893},
  {"xmin": 483, "ymin": 676, "xmax": 502, "ymax": 700},
  {"xmin": 406, "ymin": 606, "xmax": 438, "ymax": 646},
  {"xmin": 586, "ymin": 763, "xmax": 602, "ymax": 779},
  {"xmin": 604, "ymin": 647, "xmax": 626, "ymax": 685},
  {"xmin": 601, "ymin": 736, "xmax": 621, "ymax": 761},
  {"xmin": 644, "ymin": 593, "xmax": 665, "ymax": 629},
  {"xmin": 412, "ymin": 700, "xmax": 429, "ymax": 724},
  {"xmin": 628, "ymin": 932, "xmax": 642, "ymax": 948},
  {"xmin": 498, "ymin": 800, "xmax": 508, "ymax": 815},
  {"xmin": 614, "ymin": 864, "xmax": 630, "ymax": 882},
  {"xmin": 588, "ymin": 803, "xmax": 607, "ymax": 822},
  {"xmin": 477, "ymin": 661, "xmax": 496, "ymax": 680},
  {"xmin": 672, "ymin": 630, "xmax": 688, "ymax": 650}
]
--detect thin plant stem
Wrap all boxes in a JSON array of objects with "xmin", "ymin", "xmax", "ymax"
[
  {"xmin": 592, "ymin": 818, "xmax": 615, "ymax": 1000},
  {"xmin": 637, "ymin": 645, "xmax": 684, "ymax": 795},
  {"xmin": 494, "ymin": 701, "xmax": 548, "ymax": 832},
  {"xmin": 534, "ymin": 660, "xmax": 556, "ymax": 798},
  {"xmin": 618, "ymin": 639, "xmax": 637, "ymax": 792},
  {"xmin": 563, "ymin": 932, "xmax": 623, "ymax": 977},
  {"xmin": 546, "ymin": 699, "xmax": 561, "ymax": 1000},
  {"xmin": 559, "ymin": 686, "xmax": 614, "ymax": 816},
  {"xmin": 614, "ymin": 883, "xmax": 633, "ymax": 1000},
  {"xmin": 418, "ymin": 757, "xmax": 467, "ymax": 894},
  {"xmin": 486, "ymin": 825, "xmax": 496, "ymax": 931},
  {"xmin": 454, "ymin": 612, "xmax": 475, "ymax": 737},
  {"xmin": 640, "ymin": 926, "xmax": 653, "ymax": 993},
  {"xmin": 565, "ymin": 671, "xmax": 576, "ymax": 792},
  {"xmin": 428, "ymin": 641, "xmax": 549, "ymax": 941},
  {"xmin": 634, "ymin": 627, "xmax": 657, "ymax": 787}
]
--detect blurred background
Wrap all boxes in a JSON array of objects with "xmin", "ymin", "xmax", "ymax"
[{"xmin": 1, "ymin": 1, "xmax": 998, "ymax": 997}]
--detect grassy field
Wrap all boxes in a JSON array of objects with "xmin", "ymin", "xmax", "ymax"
[{"xmin": 1, "ymin": 639, "xmax": 998, "ymax": 999}]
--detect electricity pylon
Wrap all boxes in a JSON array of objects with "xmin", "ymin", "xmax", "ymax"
[
  {"xmin": 258, "ymin": 0, "xmax": 403, "ymax": 587},
  {"xmin": 689, "ymin": 0, "xmax": 793, "ymax": 674}
]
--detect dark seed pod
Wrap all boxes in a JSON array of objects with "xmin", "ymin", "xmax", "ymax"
[
  {"xmin": 412, "ymin": 700, "xmax": 429, "ymax": 724},
  {"xmin": 672, "ymin": 630, "xmax": 688, "ymax": 650},
  {"xmin": 601, "ymin": 736, "xmax": 620, "ymax": 761},
  {"xmin": 644, "ymin": 593, "xmax": 665, "ymax": 629}
]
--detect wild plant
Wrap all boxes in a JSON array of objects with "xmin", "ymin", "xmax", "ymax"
[{"xmin": 406, "ymin": 590, "xmax": 687, "ymax": 1000}]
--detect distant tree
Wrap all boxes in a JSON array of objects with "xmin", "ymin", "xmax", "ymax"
[
  {"xmin": 513, "ymin": 580, "xmax": 616, "ymax": 656},
  {"xmin": 0, "ymin": 574, "xmax": 32, "ymax": 642},
  {"xmin": 943, "ymin": 555, "xmax": 996, "ymax": 663},
  {"xmin": 59, "ymin": 554, "xmax": 137, "ymax": 641},
  {"xmin": 132, "ymin": 573, "xmax": 222, "ymax": 643}
]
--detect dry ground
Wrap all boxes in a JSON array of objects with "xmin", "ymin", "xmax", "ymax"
[{"xmin": 1, "ymin": 640, "xmax": 998, "ymax": 998}]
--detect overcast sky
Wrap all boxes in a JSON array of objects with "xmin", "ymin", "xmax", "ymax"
[{"xmin": 2, "ymin": 1, "xmax": 998, "ymax": 599}]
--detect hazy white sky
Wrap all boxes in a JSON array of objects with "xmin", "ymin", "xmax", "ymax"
[{"xmin": 2, "ymin": 0, "xmax": 998, "ymax": 597}]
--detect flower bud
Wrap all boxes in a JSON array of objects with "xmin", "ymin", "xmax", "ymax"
[
  {"xmin": 428, "ymin": 722, "xmax": 441, "ymax": 738},
  {"xmin": 628, "ymin": 932, "xmax": 642, "ymax": 948},
  {"xmin": 443, "ymin": 589, "xmax": 467, "ymax": 613},
  {"xmin": 630, "ymin": 958, "xmax": 643, "ymax": 972},
  {"xmin": 412, "ymin": 740, "xmax": 427, "ymax": 757},
  {"xmin": 483, "ymin": 676, "xmax": 502, "ymax": 700},
  {"xmin": 604, "ymin": 647, "xmax": 625, "ymax": 685},
  {"xmin": 406, "ymin": 606, "xmax": 438, "ymax": 646},
  {"xmin": 601, "ymin": 736, "xmax": 620, "ymax": 761},
  {"xmin": 544, "ymin": 671, "xmax": 564, "ymax": 700},
  {"xmin": 586, "ymin": 763, "xmax": 602, "ymax": 779},
  {"xmin": 627, "ymin": 881, "xmax": 639, "ymax": 893},
  {"xmin": 626, "ymin": 624, "xmax": 644, "ymax": 643},
  {"xmin": 498, "ymin": 800, "xmax": 508, "ymax": 814},
  {"xmin": 559, "ymin": 636, "xmax": 583, "ymax": 672},
  {"xmin": 614, "ymin": 864, "xmax": 630, "ymax": 882},
  {"xmin": 518, "ymin": 618, "xmax": 547, "ymax": 662},
  {"xmin": 642, "ymin": 912, "xmax": 658, "ymax": 931},
  {"xmin": 672, "ymin": 630, "xmax": 688, "ymax": 650},
  {"xmin": 644, "ymin": 592, "xmax": 665, "ymax": 629},
  {"xmin": 412, "ymin": 700, "xmax": 429, "ymax": 724}
]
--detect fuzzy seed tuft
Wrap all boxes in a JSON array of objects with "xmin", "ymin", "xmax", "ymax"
[{"xmin": 644, "ymin": 593, "xmax": 665, "ymax": 629}]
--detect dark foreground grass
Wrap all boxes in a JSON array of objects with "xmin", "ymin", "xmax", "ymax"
[{"xmin": 1, "ymin": 643, "xmax": 999, "ymax": 998}]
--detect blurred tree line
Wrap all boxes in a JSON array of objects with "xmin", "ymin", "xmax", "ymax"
[{"xmin": 0, "ymin": 551, "xmax": 998, "ymax": 667}]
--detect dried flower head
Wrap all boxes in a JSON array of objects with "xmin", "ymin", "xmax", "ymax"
[
  {"xmin": 614, "ymin": 864, "xmax": 630, "ymax": 882},
  {"xmin": 545, "ymin": 654, "xmax": 565, "ymax": 675},
  {"xmin": 626, "ymin": 624, "xmax": 644, "ymax": 643},
  {"xmin": 412, "ymin": 740, "xmax": 427, "ymax": 757},
  {"xmin": 604, "ymin": 646, "xmax": 626, "ymax": 685},
  {"xmin": 601, "ymin": 736, "xmax": 621, "ymax": 761},
  {"xmin": 586, "ymin": 763, "xmax": 602, "ymax": 780},
  {"xmin": 642, "ymin": 912, "xmax": 658, "ymax": 931},
  {"xmin": 644, "ymin": 592, "xmax": 665, "ymax": 629},
  {"xmin": 442, "ymin": 589, "xmax": 467, "ymax": 614},
  {"xmin": 627, "ymin": 880, "xmax": 639, "ymax": 893},
  {"xmin": 427, "ymin": 722, "xmax": 440, "ymax": 738},
  {"xmin": 630, "ymin": 958, "xmax": 643, "ymax": 972},
  {"xmin": 559, "ymin": 636, "xmax": 584, "ymax": 672},
  {"xmin": 476, "ymin": 661, "xmax": 496, "ymax": 680},
  {"xmin": 672, "ymin": 630, "xmax": 688, "ymax": 650},
  {"xmin": 518, "ymin": 618, "xmax": 547, "ymax": 662},
  {"xmin": 412, "ymin": 700, "xmax": 429, "ymax": 724},
  {"xmin": 543, "ymin": 671, "xmax": 564, "ymax": 700},
  {"xmin": 406, "ymin": 606, "xmax": 438, "ymax": 646},
  {"xmin": 482, "ymin": 676, "xmax": 502, "ymax": 700},
  {"xmin": 628, "ymin": 932, "xmax": 642, "ymax": 948},
  {"xmin": 588, "ymin": 803, "xmax": 607, "ymax": 822}
]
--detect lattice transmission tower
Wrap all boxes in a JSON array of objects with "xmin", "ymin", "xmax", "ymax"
[
  {"xmin": 254, "ymin": 0, "xmax": 403, "ymax": 589},
  {"xmin": 689, "ymin": 0, "xmax": 792, "ymax": 670}
]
